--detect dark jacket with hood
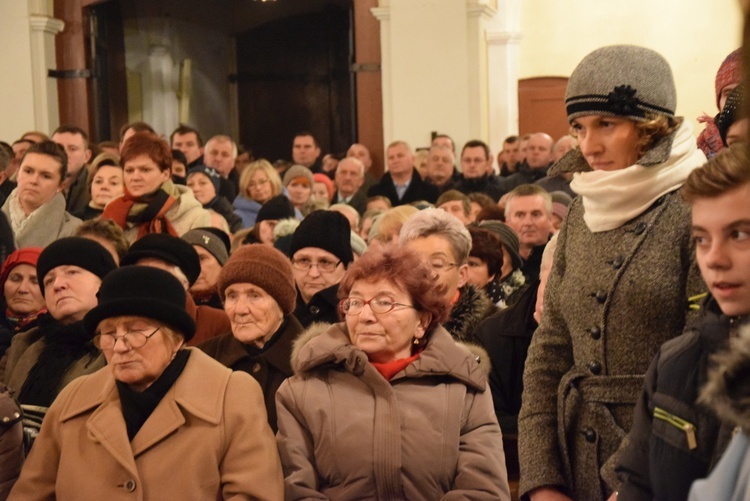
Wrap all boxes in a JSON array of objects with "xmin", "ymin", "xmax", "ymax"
[
  {"xmin": 616, "ymin": 297, "xmax": 739, "ymax": 501},
  {"xmin": 293, "ymin": 284, "xmax": 341, "ymax": 329}
]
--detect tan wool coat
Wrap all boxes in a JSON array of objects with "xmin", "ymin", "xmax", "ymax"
[{"xmin": 9, "ymin": 348, "xmax": 283, "ymax": 501}]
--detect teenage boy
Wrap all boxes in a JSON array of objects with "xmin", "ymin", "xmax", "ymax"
[{"xmin": 615, "ymin": 143, "xmax": 750, "ymax": 500}]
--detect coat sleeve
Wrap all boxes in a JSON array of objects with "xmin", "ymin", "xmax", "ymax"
[
  {"xmin": 8, "ymin": 376, "xmax": 80, "ymax": 500},
  {"xmin": 443, "ymin": 388, "xmax": 511, "ymax": 501},
  {"xmin": 614, "ymin": 350, "xmax": 661, "ymax": 500},
  {"xmin": 220, "ymin": 372, "xmax": 284, "ymax": 501},
  {"xmin": 275, "ymin": 378, "xmax": 330, "ymax": 500},
  {"xmin": 0, "ymin": 385, "xmax": 24, "ymax": 499},
  {"xmin": 517, "ymin": 215, "xmax": 575, "ymax": 497}
]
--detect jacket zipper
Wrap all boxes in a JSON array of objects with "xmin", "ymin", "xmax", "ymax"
[{"xmin": 653, "ymin": 406, "xmax": 697, "ymax": 450}]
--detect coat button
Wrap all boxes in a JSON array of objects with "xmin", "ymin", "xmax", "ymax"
[
  {"xmin": 612, "ymin": 255, "xmax": 625, "ymax": 269},
  {"xmin": 583, "ymin": 428, "xmax": 597, "ymax": 443},
  {"xmin": 589, "ymin": 326, "xmax": 601, "ymax": 340},
  {"xmin": 123, "ymin": 479, "xmax": 136, "ymax": 492},
  {"xmin": 595, "ymin": 290, "xmax": 607, "ymax": 304},
  {"xmin": 634, "ymin": 222, "xmax": 648, "ymax": 235},
  {"xmin": 252, "ymin": 363, "xmax": 261, "ymax": 373},
  {"xmin": 588, "ymin": 361, "xmax": 602, "ymax": 375},
  {"xmin": 309, "ymin": 305, "xmax": 320, "ymax": 315}
]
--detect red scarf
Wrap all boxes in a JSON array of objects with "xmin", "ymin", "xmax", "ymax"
[
  {"xmin": 102, "ymin": 186, "xmax": 179, "ymax": 240},
  {"xmin": 371, "ymin": 349, "xmax": 422, "ymax": 381}
]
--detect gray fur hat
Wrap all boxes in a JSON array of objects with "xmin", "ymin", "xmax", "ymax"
[{"xmin": 565, "ymin": 45, "xmax": 676, "ymax": 123}]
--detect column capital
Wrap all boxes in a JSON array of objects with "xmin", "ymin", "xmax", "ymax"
[
  {"xmin": 370, "ymin": 7, "xmax": 389, "ymax": 21},
  {"xmin": 467, "ymin": 1, "xmax": 496, "ymax": 19},
  {"xmin": 29, "ymin": 15, "xmax": 64, "ymax": 35},
  {"xmin": 487, "ymin": 31, "xmax": 522, "ymax": 45}
]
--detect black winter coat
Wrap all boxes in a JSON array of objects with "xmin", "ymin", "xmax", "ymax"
[{"xmin": 615, "ymin": 297, "xmax": 738, "ymax": 501}]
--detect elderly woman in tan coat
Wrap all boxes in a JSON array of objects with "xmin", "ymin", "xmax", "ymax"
[
  {"xmin": 518, "ymin": 45, "xmax": 706, "ymax": 501},
  {"xmin": 9, "ymin": 266, "xmax": 282, "ymax": 500},
  {"xmin": 276, "ymin": 245, "xmax": 510, "ymax": 500}
]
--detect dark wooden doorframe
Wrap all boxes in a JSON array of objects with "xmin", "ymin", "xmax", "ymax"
[{"xmin": 53, "ymin": 0, "xmax": 384, "ymax": 152}]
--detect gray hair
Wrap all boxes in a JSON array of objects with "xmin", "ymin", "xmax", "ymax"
[
  {"xmin": 399, "ymin": 208, "xmax": 472, "ymax": 264},
  {"xmin": 504, "ymin": 184, "xmax": 553, "ymax": 219}
]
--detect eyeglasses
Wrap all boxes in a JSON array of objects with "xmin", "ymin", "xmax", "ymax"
[
  {"xmin": 429, "ymin": 258, "xmax": 458, "ymax": 272},
  {"xmin": 247, "ymin": 178, "xmax": 270, "ymax": 189},
  {"xmin": 292, "ymin": 258, "xmax": 342, "ymax": 273},
  {"xmin": 339, "ymin": 295, "xmax": 415, "ymax": 316},
  {"xmin": 93, "ymin": 326, "xmax": 161, "ymax": 350}
]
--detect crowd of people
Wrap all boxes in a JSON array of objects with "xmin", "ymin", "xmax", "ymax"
[{"xmin": 0, "ymin": 41, "xmax": 748, "ymax": 500}]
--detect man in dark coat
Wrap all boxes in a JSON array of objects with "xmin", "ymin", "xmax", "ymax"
[
  {"xmin": 368, "ymin": 141, "xmax": 439, "ymax": 206},
  {"xmin": 455, "ymin": 140, "xmax": 506, "ymax": 201},
  {"xmin": 503, "ymin": 132, "xmax": 554, "ymax": 192}
]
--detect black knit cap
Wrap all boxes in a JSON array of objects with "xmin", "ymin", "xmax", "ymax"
[
  {"xmin": 288, "ymin": 210, "xmax": 353, "ymax": 265},
  {"xmin": 37, "ymin": 237, "xmax": 117, "ymax": 296},
  {"xmin": 256, "ymin": 195, "xmax": 295, "ymax": 224},
  {"xmin": 716, "ymin": 82, "xmax": 745, "ymax": 146},
  {"xmin": 120, "ymin": 234, "xmax": 201, "ymax": 286},
  {"xmin": 83, "ymin": 266, "xmax": 196, "ymax": 341}
]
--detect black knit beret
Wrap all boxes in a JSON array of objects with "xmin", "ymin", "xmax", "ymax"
[
  {"xmin": 37, "ymin": 237, "xmax": 117, "ymax": 295},
  {"xmin": 565, "ymin": 45, "xmax": 676, "ymax": 123},
  {"xmin": 288, "ymin": 210, "xmax": 353, "ymax": 265},
  {"xmin": 256, "ymin": 195, "xmax": 295, "ymax": 224},
  {"xmin": 120, "ymin": 234, "xmax": 201, "ymax": 286},
  {"xmin": 84, "ymin": 266, "xmax": 195, "ymax": 341}
]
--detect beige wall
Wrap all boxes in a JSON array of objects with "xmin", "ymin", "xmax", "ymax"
[
  {"xmin": 0, "ymin": 2, "xmax": 39, "ymax": 142},
  {"xmin": 519, "ymin": 0, "xmax": 743, "ymax": 133}
]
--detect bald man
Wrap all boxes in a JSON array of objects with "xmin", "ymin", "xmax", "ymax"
[{"xmin": 503, "ymin": 132, "xmax": 554, "ymax": 192}]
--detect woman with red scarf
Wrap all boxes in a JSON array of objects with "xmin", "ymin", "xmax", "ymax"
[{"xmin": 102, "ymin": 132, "xmax": 210, "ymax": 243}]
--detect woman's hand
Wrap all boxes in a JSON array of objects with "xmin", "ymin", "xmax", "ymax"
[{"xmin": 529, "ymin": 486, "xmax": 574, "ymax": 501}]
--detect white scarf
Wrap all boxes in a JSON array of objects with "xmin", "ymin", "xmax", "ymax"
[
  {"xmin": 570, "ymin": 121, "xmax": 706, "ymax": 232},
  {"xmin": 7, "ymin": 189, "xmax": 37, "ymax": 239}
]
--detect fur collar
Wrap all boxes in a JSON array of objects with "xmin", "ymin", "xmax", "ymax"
[
  {"xmin": 699, "ymin": 319, "xmax": 750, "ymax": 430},
  {"xmin": 443, "ymin": 284, "xmax": 494, "ymax": 344},
  {"xmin": 289, "ymin": 322, "xmax": 491, "ymax": 387}
]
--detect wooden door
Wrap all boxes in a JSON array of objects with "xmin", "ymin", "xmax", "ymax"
[
  {"xmin": 234, "ymin": 5, "xmax": 355, "ymax": 163},
  {"xmin": 518, "ymin": 77, "xmax": 569, "ymax": 140}
]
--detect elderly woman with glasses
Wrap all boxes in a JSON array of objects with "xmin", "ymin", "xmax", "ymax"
[
  {"xmin": 275, "ymin": 245, "xmax": 511, "ymax": 500},
  {"xmin": 9, "ymin": 266, "xmax": 283, "ymax": 500}
]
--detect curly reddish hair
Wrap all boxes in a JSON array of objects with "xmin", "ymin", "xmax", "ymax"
[
  {"xmin": 338, "ymin": 244, "xmax": 450, "ymax": 331},
  {"xmin": 120, "ymin": 132, "xmax": 172, "ymax": 172}
]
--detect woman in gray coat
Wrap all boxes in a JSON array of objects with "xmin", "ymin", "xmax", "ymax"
[{"xmin": 517, "ymin": 45, "xmax": 706, "ymax": 501}]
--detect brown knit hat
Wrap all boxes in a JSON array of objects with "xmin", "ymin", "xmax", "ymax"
[{"xmin": 217, "ymin": 244, "xmax": 296, "ymax": 314}]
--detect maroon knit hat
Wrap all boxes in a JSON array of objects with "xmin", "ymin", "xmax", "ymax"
[
  {"xmin": 217, "ymin": 244, "xmax": 296, "ymax": 315},
  {"xmin": 715, "ymin": 48, "xmax": 742, "ymax": 109}
]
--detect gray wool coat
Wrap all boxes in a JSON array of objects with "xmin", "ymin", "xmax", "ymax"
[{"xmin": 518, "ymin": 190, "xmax": 704, "ymax": 500}]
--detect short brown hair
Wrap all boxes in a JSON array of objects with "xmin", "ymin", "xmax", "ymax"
[
  {"xmin": 634, "ymin": 114, "xmax": 683, "ymax": 158},
  {"xmin": 120, "ymin": 132, "xmax": 172, "ymax": 172},
  {"xmin": 23, "ymin": 141, "xmax": 67, "ymax": 180},
  {"xmin": 468, "ymin": 226, "xmax": 503, "ymax": 278},
  {"xmin": 76, "ymin": 219, "xmax": 130, "ymax": 261},
  {"xmin": 504, "ymin": 184, "xmax": 552, "ymax": 218},
  {"xmin": 436, "ymin": 189, "xmax": 471, "ymax": 217},
  {"xmin": 338, "ymin": 244, "xmax": 450, "ymax": 330},
  {"xmin": 682, "ymin": 143, "xmax": 750, "ymax": 203}
]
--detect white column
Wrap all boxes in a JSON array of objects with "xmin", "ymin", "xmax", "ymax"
[
  {"xmin": 28, "ymin": 13, "xmax": 64, "ymax": 134},
  {"xmin": 373, "ymin": 0, "xmax": 509, "ymax": 157}
]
